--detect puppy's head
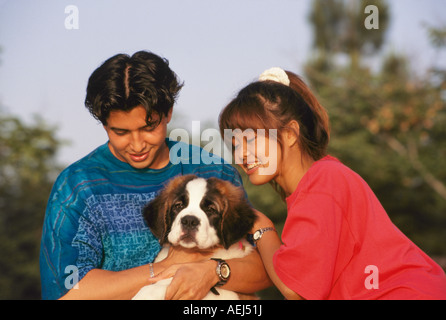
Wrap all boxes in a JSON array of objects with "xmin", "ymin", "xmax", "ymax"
[{"xmin": 143, "ymin": 174, "xmax": 256, "ymax": 249}]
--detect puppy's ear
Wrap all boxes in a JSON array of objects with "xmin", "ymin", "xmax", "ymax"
[
  {"xmin": 221, "ymin": 200, "xmax": 256, "ymax": 249},
  {"xmin": 143, "ymin": 174, "xmax": 198, "ymax": 245},
  {"xmin": 211, "ymin": 179, "xmax": 257, "ymax": 249},
  {"xmin": 143, "ymin": 191, "xmax": 170, "ymax": 245}
]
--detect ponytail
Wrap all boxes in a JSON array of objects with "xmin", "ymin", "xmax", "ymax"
[{"xmin": 286, "ymin": 71, "xmax": 330, "ymax": 160}]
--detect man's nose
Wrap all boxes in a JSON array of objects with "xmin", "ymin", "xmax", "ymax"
[{"xmin": 130, "ymin": 131, "xmax": 145, "ymax": 152}]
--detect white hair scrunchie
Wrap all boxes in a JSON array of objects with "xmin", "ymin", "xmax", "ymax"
[{"xmin": 258, "ymin": 67, "xmax": 290, "ymax": 86}]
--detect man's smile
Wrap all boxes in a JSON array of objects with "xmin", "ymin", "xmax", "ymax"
[{"xmin": 129, "ymin": 151, "xmax": 150, "ymax": 162}]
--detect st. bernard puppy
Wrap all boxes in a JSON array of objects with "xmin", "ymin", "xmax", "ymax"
[{"xmin": 132, "ymin": 174, "xmax": 257, "ymax": 300}]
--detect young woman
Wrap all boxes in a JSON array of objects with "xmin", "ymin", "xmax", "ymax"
[{"xmin": 219, "ymin": 67, "xmax": 446, "ymax": 300}]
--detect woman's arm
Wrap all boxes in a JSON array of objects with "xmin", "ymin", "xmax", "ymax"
[{"xmin": 252, "ymin": 210, "xmax": 304, "ymax": 300}]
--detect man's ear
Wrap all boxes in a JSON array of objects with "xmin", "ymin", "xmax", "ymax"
[{"xmin": 166, "ymin": 107, "xmax": 173, "ymax": 124}]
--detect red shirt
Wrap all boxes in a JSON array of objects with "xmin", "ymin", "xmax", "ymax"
[{"xmin": 273, "ymin": 156, "xmax": 446, "ymax": 300}]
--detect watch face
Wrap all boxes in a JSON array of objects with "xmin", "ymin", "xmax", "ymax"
[
  {"xmin": 253, "ymin": 230, "xmax": 261, "ymax": 241},
  {"xmin": 220, "ymin": 263, "xmax": 230, "ymax": 279}
]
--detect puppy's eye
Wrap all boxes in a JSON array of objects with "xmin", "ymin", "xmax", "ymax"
[
  {"xmin": 173, "ymin": 201, "xmax": 184, "ymax": 210},
  {"xmin": 205, "ymin": 204, "xmax": 218, "ymax": 214}
]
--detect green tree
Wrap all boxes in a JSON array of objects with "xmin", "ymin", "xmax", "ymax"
[
  {"xmin": 0, "ymin": 111, "xmax": 63, "ymax": 299},
  {"xmin": 305, "ymin": 1, "xmax": 446, "ymax": 257},
  {"xmin": 308, "ymin": 0, "xmax": 390, "ymax": 69}
]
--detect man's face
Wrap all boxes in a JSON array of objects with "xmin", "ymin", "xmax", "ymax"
[{"xmin": 104, "ymin": 105, "xmax": 172, "ymax": 169}]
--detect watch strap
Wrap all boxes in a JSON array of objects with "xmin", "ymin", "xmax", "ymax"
[
  {"xmin": 253, "ymin": 227, "xmax": 275, "ymax": 242},
  {"xmin": 210, "ymin": 258, "xmax": 230, "ymax": 286}
]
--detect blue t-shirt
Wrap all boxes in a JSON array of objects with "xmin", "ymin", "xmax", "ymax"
[{"xmin": 39, "ymin": 139, "xmax": 243, "ymax": 299}]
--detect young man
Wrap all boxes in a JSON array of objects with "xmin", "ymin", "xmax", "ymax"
[{"xmin": 39, "ymin": 51, "xmax": 270, "ymax": 299}]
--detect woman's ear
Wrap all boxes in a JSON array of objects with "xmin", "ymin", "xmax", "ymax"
[{"xmin": 284, "ymin": 120, "xmax": 300, "ymax": 147}]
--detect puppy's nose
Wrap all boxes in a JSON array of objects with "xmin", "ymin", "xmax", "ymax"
[{"xmin": 181, "ymin": 215, "xmax": 200, "ymax": 230}]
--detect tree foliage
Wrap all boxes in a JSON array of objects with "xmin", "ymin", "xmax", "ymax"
[
  {"xmin": 0, "ymin": 111, "xmax": 63, "ymax": 299},
  {"xmin": 305, "ymin": 0, "xmax": 446, "ymax": 255},
  {"xmin": 309, "ymin": 0, "xmax": 390, "ymax": 68}
]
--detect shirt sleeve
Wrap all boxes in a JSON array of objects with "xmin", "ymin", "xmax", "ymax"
[
  {"xmin": 273, "ymin": 191, "xmax": 343, "ymax": 300},
  {"xmin": 39, "ymin": 184, "xmax": 103, "ymax": 299}
]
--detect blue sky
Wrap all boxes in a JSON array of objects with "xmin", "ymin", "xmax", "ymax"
[{"xmin": 0, "ymin": 0, "xmax": 445, "ymax": 165}]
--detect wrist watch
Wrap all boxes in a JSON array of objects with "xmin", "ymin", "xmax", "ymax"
[
  {"xmin": 211, "ymin": 258, "xmax": 230, "ymax": 286},
  {"xmin": 252, "ymin": 227, "xmax": 275, "ymax": 243}
]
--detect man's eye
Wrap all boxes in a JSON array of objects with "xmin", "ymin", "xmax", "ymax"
[
  {"xmin": 143, "ymin": 120, "xmax": 160, "ymax": 132},
  {"xmin": 114, "ymin": 130, "xmax": 128, "ymax": 136},
  {"xmin": 143, "ymin": 125, "xmax": 157, "ymax": 133}
]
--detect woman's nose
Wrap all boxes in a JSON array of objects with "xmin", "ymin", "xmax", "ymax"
[{"xmin": 235, "ymin": 142, "xmax": 255, "ymax": 164}]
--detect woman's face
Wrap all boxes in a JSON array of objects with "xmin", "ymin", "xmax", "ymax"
[{"xmin": 232, "ymin": 129, "xmax": 282, "ymax": 185}]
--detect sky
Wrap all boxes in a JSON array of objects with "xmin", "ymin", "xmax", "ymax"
[{"xmin": 0, "ymin": 0, "xmax": 445, "ymax": 165}]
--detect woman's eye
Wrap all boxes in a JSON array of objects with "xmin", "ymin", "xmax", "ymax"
[{"xmin": 247, "ymin": 137, "xmax": 256, "ymax": 144}]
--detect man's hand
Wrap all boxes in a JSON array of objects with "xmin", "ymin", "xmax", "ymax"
[
  {"xmin": 148, "ymin": 259, "xmax": 218, "ymax": 300},
  {"xmin": 148, "ymin": 246, "xmax": 218, "ymax": 300}
]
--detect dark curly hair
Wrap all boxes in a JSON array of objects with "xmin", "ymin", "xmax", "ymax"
[{"xmin": 85, "ymin": 51, "xmax": 183, "ymax": 126}]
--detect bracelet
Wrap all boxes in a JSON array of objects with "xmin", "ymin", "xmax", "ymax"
[{"xmin": 148, "ymin": 263, "xmax": 155, "ymax": 278}]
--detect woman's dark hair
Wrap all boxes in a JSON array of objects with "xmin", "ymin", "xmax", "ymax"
[
  {"xmin": 85, "ymin": 51, "xmax": 183, "ymax": 126},
  {"xmin": 219, "ymin": 71, "xmax": 329, "ymax": 161},
  {"xmin": 219, "ymin": 71, "xmax": 330, "ymax": 199}
]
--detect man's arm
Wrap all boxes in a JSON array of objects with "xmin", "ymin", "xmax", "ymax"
[
  {"xmin": 59, "ymin": 265, "xmax": 153, "ymax": 300},
  {"xmin": 59, "ymin": 246, "xmax": 217, "ymax": 300}
]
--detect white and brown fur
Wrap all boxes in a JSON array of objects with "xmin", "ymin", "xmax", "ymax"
[{"xmin": 132, "ymin": 174, "xmax": 257, "ymax": 300}]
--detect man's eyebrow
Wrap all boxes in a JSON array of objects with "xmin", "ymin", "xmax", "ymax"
[
  {"xmin": 110, "ymin": 127, "xmax": 129, "ymax": 132},
  {"xmin": 110, "ymin": 124, "xmax": 154, "ymax": 132}
]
